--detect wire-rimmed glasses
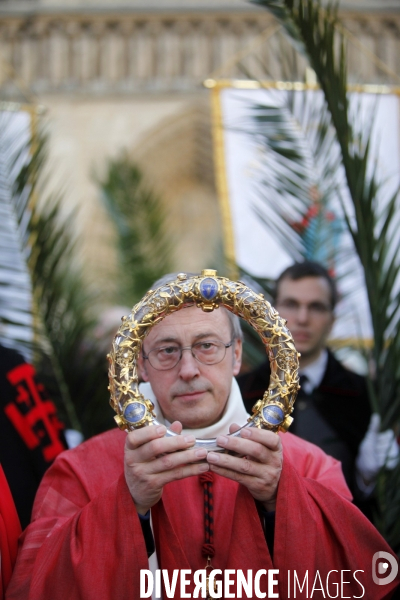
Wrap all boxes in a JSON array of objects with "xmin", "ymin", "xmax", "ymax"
[{"xmin": 142, "ymin": 339, "xmax": 234, "ymax": 371}]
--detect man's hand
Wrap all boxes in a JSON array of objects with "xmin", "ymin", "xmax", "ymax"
[
  {"xmin": 124, "ymin": 422, "xmax": 209, "ymax": 515},
  {"xmin": 206, "ymin": 424, "xmax": 283, "ymax": 511}
]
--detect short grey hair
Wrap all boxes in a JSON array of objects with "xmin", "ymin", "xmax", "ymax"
[
  {"xmin": 150, "ymin": 272, "xmax": 243, "ymax": 341},
  {"xmin": 225, "ymin": 308, "xmax": 243, "ymax": 341}
]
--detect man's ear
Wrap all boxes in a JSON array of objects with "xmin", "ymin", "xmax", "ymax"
[
  {"xmin": 232, "ymin": 338, "xmax": 242, "ymax": 376},
  {"xmin": 327, "ymin": 311, "xmax": 335, "ymax": 336},
  {"xmin": 138, "ymin": 352, "xmax": 149, "ymax": 382}
]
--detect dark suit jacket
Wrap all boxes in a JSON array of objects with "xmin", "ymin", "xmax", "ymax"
[{"xmin": 237, "ymin": 350, "xmax": 372, "ymax": 509}]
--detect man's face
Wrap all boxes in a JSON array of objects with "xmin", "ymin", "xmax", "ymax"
[
  {"xmin": 138, "ymin": 306, "xmax": 242, "ymax": 429},
  {"xmin": 275, "ymin": 276, "xmax": 334, "ymax": 364}
]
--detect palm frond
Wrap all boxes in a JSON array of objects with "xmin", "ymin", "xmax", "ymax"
[
  {"xmin": 239, "ymin": 88, "xmax": 357, "ymax": 281},
  {"xmin": 254, "ymin": 0, "xmax": 400, "ymax": 552},
  {"xmin": 0, "ymin": 111, "xmax": 33, "ymax": 356},
  {"xmin": 0, "ymin": 111, "xmax": 116, "ymax": 436},
  {"xmin": 98, "ymin": 154, "xmax": 173, "ymax": 304}
]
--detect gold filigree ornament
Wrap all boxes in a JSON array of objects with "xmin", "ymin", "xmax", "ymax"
[{"xmin": 108, "ymin": 269, "xmax": 300, "ymax": 451}]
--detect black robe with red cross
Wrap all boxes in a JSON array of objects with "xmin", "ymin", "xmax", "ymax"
[{"xmin": 0, "ymin": 344, "xmax": 67, "ymax": 529}]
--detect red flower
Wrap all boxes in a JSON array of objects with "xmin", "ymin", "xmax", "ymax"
[{"xmin": 307, "ymin": 204, "xmax": 320, "ymax": 218}]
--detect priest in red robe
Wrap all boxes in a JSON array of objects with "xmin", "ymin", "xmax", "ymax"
[{"xmin": 7, "ymin": 305, "xmax": 399, "ymax": 599}]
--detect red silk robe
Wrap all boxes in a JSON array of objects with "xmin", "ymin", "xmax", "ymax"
[
  {"xmin": 0, "ymin": 465, "xmax": 21, "ymax": 600},
  {"xmin": 6, "ymin": 429, "xmax": 399, "ymax": 599}
]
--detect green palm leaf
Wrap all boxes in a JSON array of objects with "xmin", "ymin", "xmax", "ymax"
[
  {"xmin": 0, "ymin": 112, "xmax": 33, "ymax": 354},
  {"xmin": 0, "ymin": 113, "xmax": 114, "ymax": 436},
  {"xmin": 254, "ymin": 0, "xmax": 400, "ymax": 552},
  {"xmin": 98, "ymin": 154, "xmax": 173, "ymax": 304},
  {"xmin": 241, "ymin": 88, "xmax": 356, "ymax": 277}
]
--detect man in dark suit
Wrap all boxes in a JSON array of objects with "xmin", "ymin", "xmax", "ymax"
[{"xmin": 237, "ymin": 261, "xmax": 399, "ymax": 508}]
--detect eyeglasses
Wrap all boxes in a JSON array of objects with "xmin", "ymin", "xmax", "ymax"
[
  {"xmin": 277, "ymin": 299, "xmax": 332, "ymax": 317},
  {"xmin": 142, "ymin": 339, "xmax": 234, "ymax": 371}
]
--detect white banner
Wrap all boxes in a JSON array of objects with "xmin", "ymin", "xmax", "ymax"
[{"xmin": 214, "ymin": 84, "xmax": 400, "ymax": 340}]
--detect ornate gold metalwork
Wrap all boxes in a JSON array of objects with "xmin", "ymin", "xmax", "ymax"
[
  {"xmin": 108, "ymin": 269, "xmax": 300, "ymax": 448},
  {"xmin": 205, "ymin": 557, "xmax": 218, "ymax": 600}
]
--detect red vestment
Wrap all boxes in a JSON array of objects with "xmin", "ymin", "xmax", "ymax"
[
  {"xmin": 0, "ymin": 465, "xmax": 21, "ymax": 600},
  {"xmin": 6, "ymin": 428, "xmax": 399, "ymax": 599}
]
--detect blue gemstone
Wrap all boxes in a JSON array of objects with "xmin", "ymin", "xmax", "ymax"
[
  {"xmin": 124, "ymin": 402, "xmax": 146, "ymax": 424},
  {"xmin": 199, "ymin": 278, "xmax": 219, "ymax": 300},
  {"xmin": 262, "ymin": 405, "xmax": 284, "ymax": 426}
]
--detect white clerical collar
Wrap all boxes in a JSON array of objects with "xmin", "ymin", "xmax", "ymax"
[
  {"xmin": 299, "ymin": 349, "xmax": 328, "ymax": 394},
  {"xmin": 139, "ymin": 377, "xmax": 249, "ymax": 438}
]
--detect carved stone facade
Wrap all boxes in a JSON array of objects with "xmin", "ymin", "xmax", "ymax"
[
  {"xmin": 0, "ymin": 1, "xmax": 399, "ymax": 297},
  {"xmin": 0, "ymin": 4, "xmax": 399, "ymax": 94},
  {"xmin": 0, "ymin": 13, "xmax": 272, "ymax": 94}
]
